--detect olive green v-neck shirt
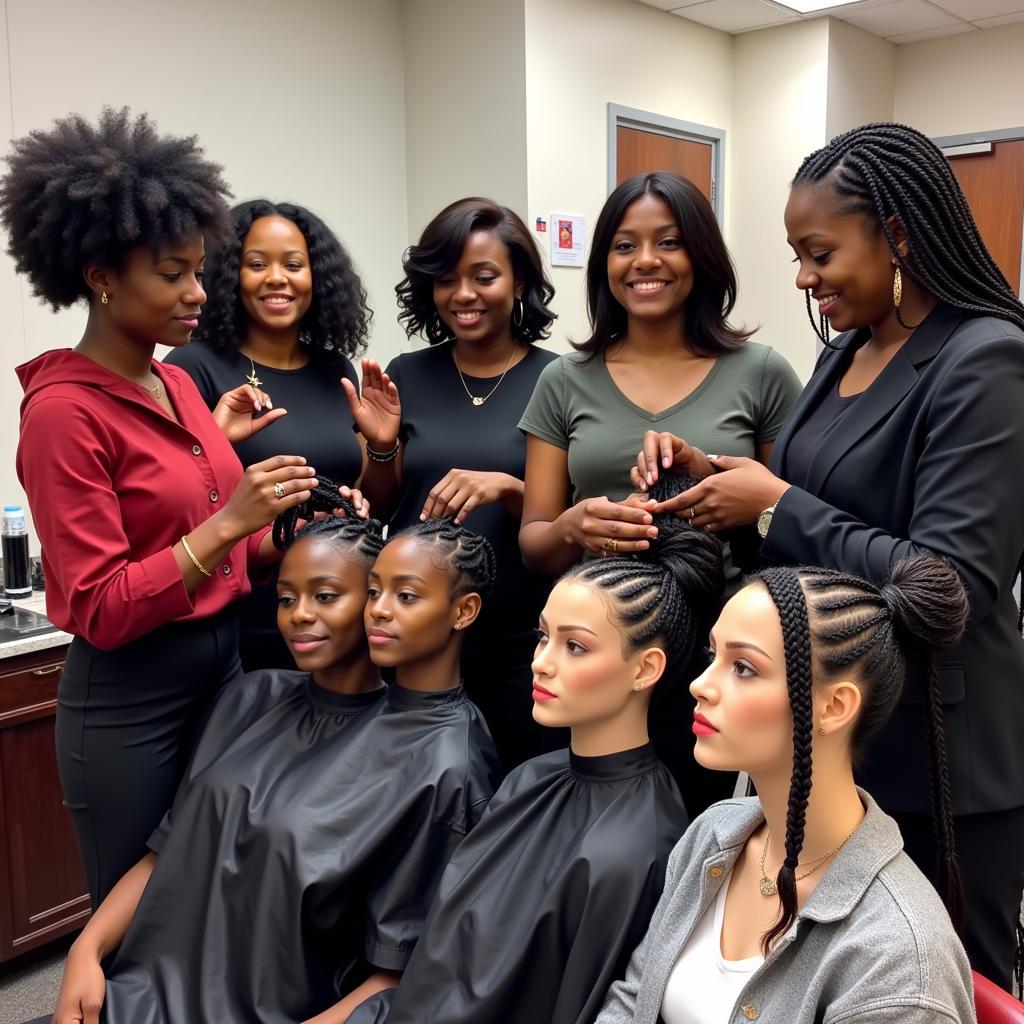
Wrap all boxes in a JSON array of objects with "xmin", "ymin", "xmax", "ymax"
[{"xmin": 519, "ymin": 343, "xmax": 801, "ymax": 504}]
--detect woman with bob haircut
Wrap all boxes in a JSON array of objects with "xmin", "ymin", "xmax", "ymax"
[
  {"xmin": 166, "ymin": 199, "xmax": 373, "ymax": 669},
  {"xmin": 519, "ymin": 171, "xmax": 800, "ymax": 811},
  {"xmin": 353, "ymin": 196, "xmax": 561, "ymax": 771},
  {"xmin": 4, "ymin": 109, "xmax": 316, "ymax": 906}
]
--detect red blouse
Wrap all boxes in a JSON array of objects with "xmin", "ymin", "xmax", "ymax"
[{"xmin": 16, "ymin": 350, "xmax": 264, "ymax": 651}]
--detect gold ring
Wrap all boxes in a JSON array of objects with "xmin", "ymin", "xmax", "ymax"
[
  {"xmin": 687, "ymin": 506, "xmax": 696, "ymax": 520},
  {"xmin": 274, "ymin": 482, "xmax": 286, "ymax": 499},
  {"xmin": 602, "ymin": 538, "xmax": 618, "ymax": 555}
]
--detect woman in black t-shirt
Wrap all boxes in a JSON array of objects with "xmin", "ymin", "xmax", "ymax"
[
  {"xmin": 166, "ymin": 199, "xmax": 377, "ymax": 669},
  {"xmin": 354, "ymin": 198, "xmax": 562, "ymax": 772}
]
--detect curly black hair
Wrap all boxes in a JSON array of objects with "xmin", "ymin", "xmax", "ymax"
[
  {"xmin": 0, "ymin": 106, "xmax": 232, "ymax": 310},
  {"xmin": 191, "ymin": 199, "xmax": 371, "ymax": 366},
  {"xmin": 396, "ymin": 197, "xmax": 556, "ymax": 345}
]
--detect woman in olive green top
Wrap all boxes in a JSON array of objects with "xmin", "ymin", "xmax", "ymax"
[{"xmin": 519, "ymin": 172, "xmax": 800, "ymax": 813}]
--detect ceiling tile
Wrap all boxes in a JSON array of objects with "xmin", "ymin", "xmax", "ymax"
[
  {"xmin": 841, "ymin": 0, "xmax": 963, "ymax": 36},
  {"xmin": 932, "ymin": 0, "xmax": 1024, "ymax": 18},
  {"xmin": 674, "ymin": 0, "xmax": 800, "ymax": 32},
  {"xmin": 970, "ymin": 11, "xmax": 1024, "ymax": 26},
  {"xmin": 887, "ymin": 22, "xmax": 976, "ymax": 41},
  {"xmin": 632, "ymin": 0, "xmax": 688, "ymax": 10}
]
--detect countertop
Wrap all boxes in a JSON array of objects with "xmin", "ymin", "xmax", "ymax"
[{"xmin": 0, "ymin": 591, "xmax": 72, "ymax": 660}]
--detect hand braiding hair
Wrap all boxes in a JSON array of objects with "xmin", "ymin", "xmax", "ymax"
[
  {"xmin": 792, "ymin": 122, "xmax": 1024, "ymax": 346},
  {"xmin": 754, "ymin": 556, "xmax": 968, "ymax": 954},
  {"xmin": 272, "ymin": 477, "xmax": 383, "ymax": 562},
  {"xmin": 388, "ymin": 517, "xmax": 497, "ymax": 599}
]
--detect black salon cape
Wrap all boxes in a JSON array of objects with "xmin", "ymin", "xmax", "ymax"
[
  {"xmin": 98, "ymin": 670, "xmax": 500, "ymax": 1024},
  {"xmin": 348, "ymin": 743, "xmax": 688, "ymax": 1024}
]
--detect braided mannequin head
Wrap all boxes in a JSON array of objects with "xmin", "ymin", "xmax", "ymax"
[{"xmin": 751, "ymin": 556, "xmax": 968, "ymax": 952}]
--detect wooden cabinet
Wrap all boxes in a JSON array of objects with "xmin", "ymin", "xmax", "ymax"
[{"xmin": 0, "ymin": 644, "xmax": 90, "ymax": 960}]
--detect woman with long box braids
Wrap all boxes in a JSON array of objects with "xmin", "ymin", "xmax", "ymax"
[
  {"xmin": 632, "ymin": 122, "xmax": 1024, "ymax": 989},
  {"xmin": 597, "ymin": 556, "xmax": 975, "ymax": 1024}
]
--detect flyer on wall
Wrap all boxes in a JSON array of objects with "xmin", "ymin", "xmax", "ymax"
[{"xmin": 550, "ymin": 213, "xmax": 585, "ymax": 267}]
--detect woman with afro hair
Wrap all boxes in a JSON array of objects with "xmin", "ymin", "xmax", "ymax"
[
  {"xmin": 166, "ymin": 199, "xmax": 379, "ymax": 669},
  {"xmin": 4, "ymin": 108, "xmax": 318, "ymax": 907}
]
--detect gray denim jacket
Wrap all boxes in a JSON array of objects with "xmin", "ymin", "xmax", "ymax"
[{"xmin": 596, "ymin": 790, "xmax": 975, "ymax": 1024}]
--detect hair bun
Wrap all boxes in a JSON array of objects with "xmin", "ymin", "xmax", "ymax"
[
  {"xmin": 881, "ymin": 555, "xmax": 968, "ymax": 653},
  {"xmin": 641, "ymin": 472, "xmax": 726, "ymax": 605}
]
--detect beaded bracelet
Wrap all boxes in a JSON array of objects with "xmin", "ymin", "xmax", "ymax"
[
  {"xmin": 365, "ymin": 439, "xmax": 400, "ymax": 464},
  {"xmin": 180, "ymin": 534, "xmax": 213, "ymax": 577}
]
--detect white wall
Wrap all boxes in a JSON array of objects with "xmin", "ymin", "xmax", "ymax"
[
  {"xmin": 0, "ymin": 0, "xmax": 410, "ymax": 539},
  {"xmin": 729, "ymin": 19, "xmax": 830, "ymax": 382},
  {"xmin": 826, "ymin": 19, "xmax": 895, "ymax": 138},
  {"xmin": 524, "ymin": 0, "xmax": 734, "ymax": 351},
  {"xmin": 895, "ymin": 23, "xmax": 1024, "ymax": 137},
  {"xmin": 402, "ymin": 0, "xmax": 528, "ymax": 243}
]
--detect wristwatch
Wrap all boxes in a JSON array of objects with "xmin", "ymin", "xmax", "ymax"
[{"xmin": 757, "ymin": 503, "xmax": 778, "ymax": 539}]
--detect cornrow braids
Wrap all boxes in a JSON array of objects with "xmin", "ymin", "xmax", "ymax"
[
  {"xmin": 388, "ymin": 517, "xmax": 497, "ymax": 600},
  {"xmin": 272, "ymin": 477, "xmax": 383, "ymax": 563},
  {"xmin": 563, "ymin": 473, "xmax": 726, "ymax": 711},
  {"xmin": 758, "ymin": 568, "xmax": 815, "ymax": 955},
  {"xmin": 793, "ymin": 122, "xmax": 1024, "ymax": 343},
  {"xmin": 754, "ymin": 555, "xmax": 968, "ymax": 953}
]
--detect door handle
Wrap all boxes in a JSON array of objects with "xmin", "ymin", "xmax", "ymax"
[{"xmin": 31, "ymin": 665, "xmax": 62, "ymax": 677}]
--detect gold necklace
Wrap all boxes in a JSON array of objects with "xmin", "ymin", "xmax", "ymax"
[
  {"xmin": 239, "ymin": 348, "xmax": 263, "ymax": 390},
  {"xmin": 758, "ymin": 828, "xmax": 855, "ymax": 897},
  {"xmin": 453, "ymin": 343, "xmax": 518, "ymax": 407},
  {"xmin": 147, "ymin": 381, "xmax": 162, "ymax": 400}
]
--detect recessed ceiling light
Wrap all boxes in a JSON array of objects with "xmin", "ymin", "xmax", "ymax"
[{"xmin": 773, "ymin": 0, "xmax": 863, "ymax": 13}]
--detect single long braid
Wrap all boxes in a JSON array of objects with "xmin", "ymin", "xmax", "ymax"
[
  {"xmin": 754, "ymin": 556, "xmax": 969, "ymax": 953},
  {"xmin": 793, "ymin": 123, "xmax": 1024, "ymax": 343},
  {"xmin": 388, "ymin": 517, "xmax": 497, "ymax": 598},
  {"xmin": 759, "ymin": 569, "xmax": 815, "ymax": 954}
]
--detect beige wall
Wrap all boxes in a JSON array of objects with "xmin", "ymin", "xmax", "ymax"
[
  {"xmin": 895, "ymin": 23, "xmax": 1024, "ymax": 137},
  {"xmin": 0, "ymin": 0, "xmax": 410, "ymax": 539},
  {"xmin": 402, "ymin": 0, "xmax": 528, "ymax": 244},
  {"xmin": 826, "ymin": 19, "xmax": 895, "ymax": 138},
  {"xmin": 524, "ymin": 0, "xmax": 734, "ymax": 351},
  {"xmin": 729, "ymin": 19, "xmax": 830, "ymax": 381}
]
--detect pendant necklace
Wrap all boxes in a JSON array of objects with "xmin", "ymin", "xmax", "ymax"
[
  {"xmin": 453, "ymin": 343, "xmax": 518, "ymax": 407},
  {"xmin": 758, "ymin": 828, "xmax": 856, "ymax": 897},
  {"xmin": 239, "ymin": 348, "xmax": 263, "ymax": 390}
]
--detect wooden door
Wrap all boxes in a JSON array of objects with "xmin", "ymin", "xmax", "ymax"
[
  {"xmin": 616, "ymin": 126, "xmax": 714, "ymax": 204},
  {"xmin": 948, "ymin": 139, "xmax": 1024, "ymax": 296}
]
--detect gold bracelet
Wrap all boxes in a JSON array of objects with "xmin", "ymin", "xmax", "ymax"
[{"xmin": 180, "ymin": 534, "xmax": 212, "ymax": 577}]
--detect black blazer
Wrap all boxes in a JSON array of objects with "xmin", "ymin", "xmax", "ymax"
[{"xmin": 766, "ymin": 304, "xmax": 1024, "ymax": 816}]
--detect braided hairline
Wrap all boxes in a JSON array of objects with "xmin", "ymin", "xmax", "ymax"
[
  {"xmin": 794, "ymin": 122, "xmax": 1024, "ymax": 335},
  {"xmin": 388, "ymin": 517, "xmax": 497, "ymax": 599},
  {"xmin": 273, "ymin": 479, "xmax": 383, "ymax": 560}
]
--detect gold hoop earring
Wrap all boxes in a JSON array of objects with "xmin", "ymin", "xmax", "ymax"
[
  {"xmin": 101, "ymin": 291, "xmax": 109, "ymax": 305},
  {"xmin": 892, "ymin": 266, "xmax": 902, "ymax": 310},
  {"xmin": 512, "ymin": 297, "xmax": 524, "ymax": 329}
]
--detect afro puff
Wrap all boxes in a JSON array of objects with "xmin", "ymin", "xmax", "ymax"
[{"xmin": 0, "ymin": 106, "xmax": 232, "ymax": 309}]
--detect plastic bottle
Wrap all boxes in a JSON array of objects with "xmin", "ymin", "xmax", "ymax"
[{"xmin": 2, "ymin": 506, "xmax": 32, "ymax": 598}]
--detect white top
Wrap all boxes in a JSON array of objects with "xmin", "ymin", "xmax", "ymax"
[{"xmin": 660, "ymin": 873, "xmax": 764, "ymax": 1024}]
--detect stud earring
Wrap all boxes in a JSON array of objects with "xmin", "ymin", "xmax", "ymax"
[
  {"xmin": 101, "ymin": 291, "xmax": 109, "ymax": 305},
  {"xmin": 818, "ymin": 725, "xmax": 826, "ymax": 736},
  {"xmin": 454, "ymin": 623, "xmax": 463, "ymax": 631}
]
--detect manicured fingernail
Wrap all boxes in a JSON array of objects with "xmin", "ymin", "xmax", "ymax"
[
  {"xmin": 646, "ymin": 472, "xmax": 653, "ymax": 486},
  {"xmin": 707, "ymin": 454, "xmax": 719, "ymax": 460},
  {"xmin": 419, "ymin": 513, "xmax": 426, "ymax": 521},
  {"xmin": 638, "ymin": 541, "xmax": 649, "ymax": 549},
  {"xmin": 663, "ymin": 456, "xmax": 670, "ymax": 468}
]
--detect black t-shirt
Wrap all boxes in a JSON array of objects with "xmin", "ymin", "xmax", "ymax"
[
  {"xmin": 386, "ymin": 343, "xmax": 558, "ymax": 659},
  {"xmin": 163, "ymin": 341, "xmax": 363, "ymax": 481},
  {"xmin": 783, "ymin": 380, "xmax": 862, "ymax": 491},
  {"xmin": 164, "ymin": 342, "xmax": 364, "ymax": 654}
]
